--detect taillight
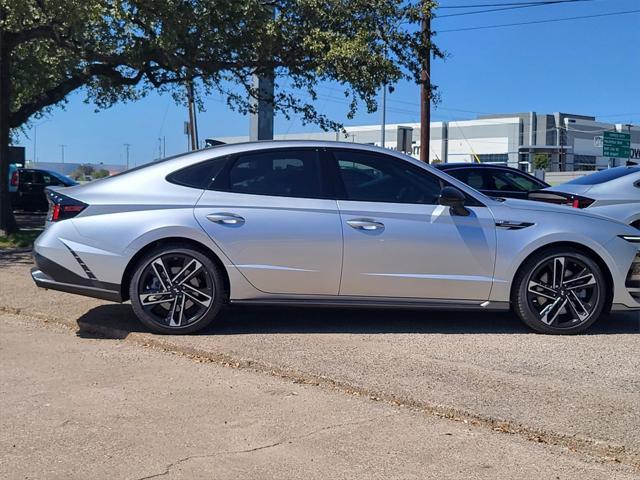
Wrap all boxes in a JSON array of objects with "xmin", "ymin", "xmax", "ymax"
[
  {"xmin": 528, "ymin": 191, "xmax": 594, "ymax": 209},
  {"xmin": 570, "ymin": 196, "xmax": 595, "ymax": 209},
  {"xmin": 10, "ymin": 170, "xmax": 19, "ymax": 186},
  {"xmin": 46, "ymin": 189, "xmax": 87, "ymax": 222}
]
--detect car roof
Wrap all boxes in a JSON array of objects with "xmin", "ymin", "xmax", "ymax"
[{"xmin": 435, "ymin": 163, "xmax": 510, "ymax": 169}]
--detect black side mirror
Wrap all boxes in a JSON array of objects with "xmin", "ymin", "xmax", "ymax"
[{"xmin": 438, "ymin": 186, "xmax": 470, "ymax": 217}]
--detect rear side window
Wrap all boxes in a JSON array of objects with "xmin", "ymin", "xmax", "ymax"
[
  {"xmin": 226, "ymin": 150, "xmax": 322, "ymax": 198},
  {"xmin": 167, "ymin": 157, "xmax": 228, "ymax": 189}
]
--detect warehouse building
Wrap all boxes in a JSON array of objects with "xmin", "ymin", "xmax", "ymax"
[{"xmin": 217, "ymin": 112, "xmax": 640, "ymax": 172}]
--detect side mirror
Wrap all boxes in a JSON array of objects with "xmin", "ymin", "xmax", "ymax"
[{"xmin": 438, "ymin": 186, "xmax": 470, "ymax": 217}]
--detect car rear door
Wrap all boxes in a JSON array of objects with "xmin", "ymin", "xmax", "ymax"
[
  {"xmin": 194, "ymin": 148, "xmax": 343, "ymax": 295},
  {"xmin": 330, "ymin": 150, "xmax": 497, "ymax": 301}
]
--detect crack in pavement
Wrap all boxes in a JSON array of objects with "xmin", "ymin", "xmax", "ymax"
[{"xmin": 134, "ymin": 413, "xmax": 399, "ymax": 480}]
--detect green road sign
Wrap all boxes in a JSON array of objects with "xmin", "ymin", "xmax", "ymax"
[{"xmin": 603, "ymin": 131, "xmax": 630, "ymax": 158}]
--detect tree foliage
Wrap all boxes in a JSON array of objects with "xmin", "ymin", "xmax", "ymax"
[{"xmin": 3, "ymin": 0, "xmax": 440, "ymax": 132}]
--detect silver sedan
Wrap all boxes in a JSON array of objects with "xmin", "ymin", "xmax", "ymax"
[
  {"xmin": 31, "ymin": 141, "xmax": 640, "ymax": 334},
  {"xmin": 530, "ymin": 166, "xmax": 640, "ymax": 228}
]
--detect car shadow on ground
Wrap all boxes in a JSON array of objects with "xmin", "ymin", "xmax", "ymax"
[{"xmin": 75, "ymin": 303, "xmax": 640, "ymax": 338}]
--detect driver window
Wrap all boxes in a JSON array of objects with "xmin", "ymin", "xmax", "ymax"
[{"xmin": 332, "ymin": 150, "xmax": 443, "ymax": 204}]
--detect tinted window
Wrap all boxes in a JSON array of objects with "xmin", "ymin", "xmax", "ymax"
[
  {"xmin": 566, "ymin": 167, "xmax": 640, "ymax": 185},
  {"xmin": 227, "ymin": 150, "xmax": 322, "ymax": 198},
  {"xmin": 20, "ymin": 170, "xmax": 44, "ymax": 184},
  {"xmin": 446, "ymin": 169, "xmax": 486, "ymax": 191},
  {"xmin": 332, "ymin": 150, "xmax": 444, "ymax": 204},
  {"xmin": 486, "ymin": 169, "xmax": 543, "ymax": 192},
  {"xmin": 167, "ymin": 157, "xmax": 228, "ymax": 189}
]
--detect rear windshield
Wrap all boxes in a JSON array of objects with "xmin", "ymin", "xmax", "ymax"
[{"xmin": 566, "ymin": 167, "xmax": 639, "ymax": 185}]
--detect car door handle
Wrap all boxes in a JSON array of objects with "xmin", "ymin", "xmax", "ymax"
[
  {"xmin": 206, "ymin": 213, "xmax": 245, "ymax": 225},
  {"xmin": 346, "ymin": 218, "xmax": 385, "ymax": 231}
]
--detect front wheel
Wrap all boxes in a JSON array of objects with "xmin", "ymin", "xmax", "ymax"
[
  {"xmin": 129, "ymin": 244, "xmax": 225, "ymax": 334},
  {"xmin": 512, "ymin": 247, "xmax": 608, "ymax": 334}
]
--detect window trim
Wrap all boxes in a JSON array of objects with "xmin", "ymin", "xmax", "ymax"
[
  {"xmin": 211, "ymin": 147, "xmax": 330, "ymax": 200},
  {"xmin": 326, "ymin": 149, "xmax": 485, "ymax": 207}
]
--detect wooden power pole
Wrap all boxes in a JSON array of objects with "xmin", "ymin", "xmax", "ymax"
[{"xmin": 419, "ymin": 3, "xmax": 431, "ymax": 163}]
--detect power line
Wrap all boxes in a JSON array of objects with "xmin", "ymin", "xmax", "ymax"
[
  {"xmin": 439, "ymin": 0, "xmax": 590, "ymax": 8},
  {"xmin": 438, "ymin": 9, "xmax": 640, "ymax": 32},
  {"xmin": 437, "ymin": 0, "xmax": 594, "ymax": 18}
]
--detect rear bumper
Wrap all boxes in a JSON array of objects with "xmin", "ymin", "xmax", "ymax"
[{"xmin": 31, "ymin": 251, "xmax": 122, "ymax": 302}]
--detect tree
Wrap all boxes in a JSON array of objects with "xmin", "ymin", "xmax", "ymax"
[
  {"xmin": 533, "ymin": 153, "xmax": 551, "ymax": 171},
  {"xmin": 94, "ymin": 168, "xmax": 110, "ymax": 179},
  {"xmin": 1, "ymin": 0, "xmax": 439, "ymax": 235},
  {"xmin": 69, "ymin": 164, "xmax": 95, "ymax": 180}
]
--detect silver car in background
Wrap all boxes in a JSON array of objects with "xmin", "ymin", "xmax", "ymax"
[
  {"xmin": 529, "ymin": 166, "xmax": 640, "ymax": 228},
  {"xmin": 31, "ymin": 141, "xmax": 640, "ymax": 335}
]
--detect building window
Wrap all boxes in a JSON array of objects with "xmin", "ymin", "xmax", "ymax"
[
  {"xmin": 573, "ymin": 155, "xmax": 597, "ymax": 171},
  {"xmin": 476, "ymin": 154, "xmax": 509, "ymax": 164}
]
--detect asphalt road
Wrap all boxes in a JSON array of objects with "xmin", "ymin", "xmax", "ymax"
[
  {"xmin": 2, "ymin": 312, "xmax": 638, "ymax": 480},
  {"xmin": 1, "ymin": 250, "xmax": 639, "ymax": 476}
]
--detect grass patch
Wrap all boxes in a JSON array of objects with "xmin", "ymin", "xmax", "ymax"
[{"xmin": 0, "ymin": 230, "xmax": 42, "ymax": 250}]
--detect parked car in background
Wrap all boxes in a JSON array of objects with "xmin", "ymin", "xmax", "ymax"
[
  {"xmin": 8, "ymin": 163, "xmax": 20, "ymax": 193},
  {"xmin": 435, "ymin": 163, "xmax": 550, "ymax": 199},
  {"xmin": 31, "ymin": 141, "xmax": 640, "ymax": 336},
  {"xmin": 12, "ymin": 168, "xmax": 78, "ymax": 212},
  {"xmin": 529, "ymin": 166, "xmax": 640, "ymax": 229}
]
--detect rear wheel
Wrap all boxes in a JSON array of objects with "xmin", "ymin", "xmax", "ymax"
[
  {"xmin": 129, "ymin": 244, "xmax": 225, "ymax": 334},
  {"xmin": 512, "ymin": 247, "xmax": 607, "ymax": 334}
]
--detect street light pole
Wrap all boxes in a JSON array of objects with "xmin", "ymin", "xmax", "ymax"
[
  {"xmin": 380, "ymin": 84, "xmax": 386, "ymax": 148},
  {"xmin": 124, "ymin": 143, "xmax": 131, "ymax": 170},
  {"xmin": 419, "ymin": 2, "xmax": 432, "ymax": 163}
]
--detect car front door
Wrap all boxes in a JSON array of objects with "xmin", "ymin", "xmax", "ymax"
[
  {"xmin": 330, "ymin": 150, "xmax": 497, "ymax": 301},
  {"xmin": 194, "ymin": 148, "xmax": 343, "ymax": 295}
]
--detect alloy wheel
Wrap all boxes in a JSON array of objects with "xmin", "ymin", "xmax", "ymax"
[
  {"xmin": 138, "ymin": 253, "xmax": 214, "ymax": 328},
  {"xmin": 526, "ymin": 255, "xmax": 600, "ymax": 329}
]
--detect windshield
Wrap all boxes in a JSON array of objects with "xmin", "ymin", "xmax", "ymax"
[{"xmin": 566, "ymin": 167, "xmax": 639, "ymax": 185}]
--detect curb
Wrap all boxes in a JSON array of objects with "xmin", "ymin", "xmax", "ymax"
[
  {"xmin": 0, "ymin": 247, "xmax": 33, "ymax": 255},
  {"xmin": 1, "ymin": 304, "xmax": 638, "ymax": 471}
]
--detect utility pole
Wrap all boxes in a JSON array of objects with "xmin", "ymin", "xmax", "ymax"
[
  {"xmin": 380, "ymin": 84, "xmax": 387, "ymax": 148},
  {"xmin": 59, "ymin": 144, "xmax": 66, "ymax": 164},
  {"xmin": 123, "ymin": 143, "xmax": 131, "ymax": 170},
  {"xmin": 419, "ymin": 2, "xmax": 432, "ymax": 163},
  {"xmin": 187, "ymin": 82, "xmax": 197, "ymax": 151}
]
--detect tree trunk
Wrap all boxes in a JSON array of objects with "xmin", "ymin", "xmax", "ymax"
[{"xmin": 0, "ymin": 23, "xmax": 18, "ymax": 236}]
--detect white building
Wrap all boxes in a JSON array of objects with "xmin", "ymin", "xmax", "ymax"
[{"xmin": 215, "ymin": 112, "xmax": 639, "ymax": 172}]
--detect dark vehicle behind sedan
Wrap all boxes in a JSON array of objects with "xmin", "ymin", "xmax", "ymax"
[
  {"xmin": 11, "ymin": 168, "xmax": 78, "ymax": 212},
  {"xmin": 435, "ymin": 163, "xmax": 549, "ymax": 199}
]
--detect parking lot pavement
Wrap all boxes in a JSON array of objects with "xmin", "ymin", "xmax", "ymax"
[
  {"xmin": 1, "ymin": 251, "xmax": 639, "ymax": 469},
  {"xmin": 2, "ymin": 312, "xmax": 639, "ymax": 480}
]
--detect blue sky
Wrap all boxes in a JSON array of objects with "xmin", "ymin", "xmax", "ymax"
[{"xmin": 15, "ymin": 0, "xmax": 640, "ymax": 166}]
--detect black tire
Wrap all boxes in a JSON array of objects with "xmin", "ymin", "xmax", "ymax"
[
  {"xmin": 512, "ymin": 247, "xmax": 608, "ymax": 334},
  {"xmin": 129, "ymin": 243, "xmax": 225, "ymax": 334}
]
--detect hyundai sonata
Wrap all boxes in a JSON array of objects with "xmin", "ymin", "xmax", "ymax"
[{"xmin": 31, "ymin": 141, "xmax": 640, "ymax": 334}]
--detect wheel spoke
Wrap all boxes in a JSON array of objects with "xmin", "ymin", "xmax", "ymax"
[
  {"xmin": 168, "ymin": 295, "xmax": 186, "ymax": 327},
  {"xmin": 528, "ymin": 280, "xmax": 557, "ymax": 300},
  {"xmin": 552, "ymin": 257, "xmax": 565, "ymax": 289},
  {"xmin": 152, "ymin": 257, "xmax": 173, "ymax": 289},
  {"xmin": 183, "ymin": 284, "xmax": 212, "ymax": 308},
  {"xmin": 172, "ymin": 258, "xmax": 203, "ymax": 285},
  {"xmin": 139, "ymin": 292, "xmax": 175, "ymax": 306},
  {"xmin": 563, "ymin": 273, "xmax": 596, "ymax": 290},
  {"xmin": 539, "ymin": 296, "xmax": 567, "ymax": 325},
  {"xmin": 566, "ymin": 291, "xmax": 591, "ymax": 321}
]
